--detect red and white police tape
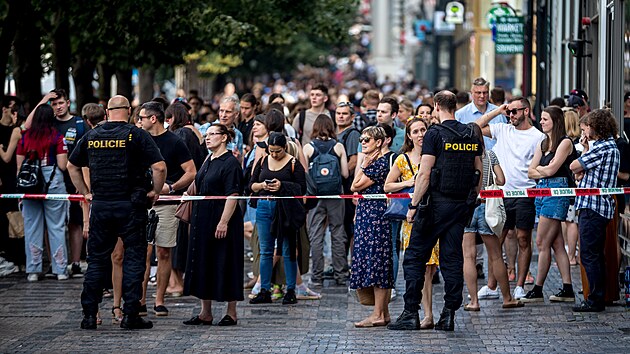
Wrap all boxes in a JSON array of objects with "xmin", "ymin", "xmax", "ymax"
[{"xmin": 1, "ymin": 187, "xmax": 629, "ymax": 201}]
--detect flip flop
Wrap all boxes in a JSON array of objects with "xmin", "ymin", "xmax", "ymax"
[
  {"xmin": 354, "ymin": 319, "xmax": 375, "ymax": 328},
  {"xmin": 502, "ymin": 301, "xmax": 525, "ymax": 309},
  {"xmin": 217, "ymin": 315, "xmax": 238, "ymax": 326},
  {"xmin": 464, "ymin": 304, "xmax": 480, "ymax": 311}
]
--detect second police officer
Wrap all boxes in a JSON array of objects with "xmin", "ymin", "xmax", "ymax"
[
  {"xmin": 388, "ymin": 90, "xmax": 482, "ymax": 331},
  {"xmin": 67, "ymin": 95, "xmax": 166, "ymax": 330}
]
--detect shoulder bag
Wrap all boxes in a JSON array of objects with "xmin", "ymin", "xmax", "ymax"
[
  {"xmin": 384, "ymin": 154, "xmax": 415, "ymax": 220},
  {"xmin": 175, "ymin": 181, "xmax": 196, "ymax": 223},
  {"xmin": 483, "ymin": 151, "xmax": 506, "ymax": 236}
]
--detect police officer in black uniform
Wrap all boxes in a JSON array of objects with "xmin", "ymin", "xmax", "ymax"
[
  {"xmin": 388, "ymin": 91, "xmax": 482, "ymax": 331},
  {"xmin": 68, "ymin": 95, "xmax": 166, "ymax": 330}
]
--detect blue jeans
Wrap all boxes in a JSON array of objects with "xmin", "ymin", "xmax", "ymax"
[
  {"xmin": 535, "ymin": 177, "xmax": 570, "ymax": 220},
  {"xmin": 22, "ymin": 166, "xmax": 68, "ymax": 275},
  {"xmin": 256, "ymin": 200, "xmax": 297, "ymax": 291},
  {"xmin": 577, "ymin": 208, "xmax": 609, "ymax": 307}
]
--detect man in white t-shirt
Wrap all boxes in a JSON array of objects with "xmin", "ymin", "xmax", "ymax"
[{"xmin": 475, "ymin": 97, "xmax": 545, "ymax": 300}]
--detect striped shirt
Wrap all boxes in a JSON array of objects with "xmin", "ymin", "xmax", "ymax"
[{"xmin": 575, "ymin": 138, "xmax": 620, "ymax": 219}]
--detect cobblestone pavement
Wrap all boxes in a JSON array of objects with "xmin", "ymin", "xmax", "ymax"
[{"xmin": 1, "ymin": 258, "xmax": 629, "ymax": 353}]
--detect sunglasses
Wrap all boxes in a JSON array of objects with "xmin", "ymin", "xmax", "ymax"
[
  {"xmin": 338, "ymin": 102, "xmax": 354, "ymax": 109},
  {"xmin": 506, "ymin": 107, "xmax": 527, "ymax": 116},
  {"xmin": 359, "ymin": 136, "xmax": 373, "ymax": 144}
]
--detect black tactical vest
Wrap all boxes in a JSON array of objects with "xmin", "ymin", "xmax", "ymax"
[
  {"xmin": 429, "ymin": 123, "xmax": 480, "ymax": 199},
  {"xmin": 86, "ymin": 123, "xmax": 146, "ymax": 201}
]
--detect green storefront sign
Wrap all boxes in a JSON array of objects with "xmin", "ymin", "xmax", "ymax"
[{"xmin": 495, "ymin": 16, "xmax": 524, "ymax": 55}]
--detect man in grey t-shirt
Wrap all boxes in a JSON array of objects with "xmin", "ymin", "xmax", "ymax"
[{"xmin": 293, "ymin": 84, "xmax": 331, "ymax": 145}]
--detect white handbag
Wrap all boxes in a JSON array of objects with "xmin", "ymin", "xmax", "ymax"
[{"xmin": 484, "ymin": 152, "xmax": 506, "ymax": 236}]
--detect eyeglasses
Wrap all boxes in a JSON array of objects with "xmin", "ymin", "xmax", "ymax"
[
  {"xmin": 137, "ymin": 114, "xmax": 154, "ymax": 120},
  {"xmin": 359, "ymin": 136, "xmax": 373, "ymax": 144},
  {"xmin": 506, "ymin": 107, "xmax": 527, "ymax": 116},
  {"xmin": 338, "ymin": 102, "xmax": 354, "ymax": 109},
  {"xmin": 107, "ymin": 106, "xmax": 129, "ymax": 111}
]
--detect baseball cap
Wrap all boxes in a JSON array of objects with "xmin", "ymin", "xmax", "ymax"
[{"xmin": 565, "ymin": 89, "xmax": 588, "ymax": 108}]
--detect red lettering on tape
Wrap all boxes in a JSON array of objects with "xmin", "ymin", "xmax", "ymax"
[
  {"xmin": 527, "ymin": 188, "xmax": 551, "ymax": 197},
  {"xmin": 575, "ymin": 188, "xmax": 601, "ymax": 196}
]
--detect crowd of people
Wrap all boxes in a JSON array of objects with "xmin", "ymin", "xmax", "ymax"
[{"xmin": 0, "ymin": 76, "xmax": 628, "ymax": 331}]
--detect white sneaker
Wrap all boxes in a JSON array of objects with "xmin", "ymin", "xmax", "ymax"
[
  {"xmin": 513, "ymin": 286, "xmax": 526, "ymax": 300},
  {"xmin": 27, "ymin": 274, "xmax": 38, "ymax": 282},
  {"xmin": 477, "ymin": 285, "xmax": 500, "ymax": 299},
  {"xmin": 57, "ymin": 273, "xmax": 69, "ymax": 280}
]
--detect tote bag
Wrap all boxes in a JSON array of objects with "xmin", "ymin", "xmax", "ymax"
[{"xmin": 484, "ymin": 152, "xmax": 506, "ymax": 236}]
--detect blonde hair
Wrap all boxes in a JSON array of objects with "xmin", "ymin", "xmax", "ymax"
[{"xmin": 563, "ymin": 108, "xmax": 580, "ymax": 139}]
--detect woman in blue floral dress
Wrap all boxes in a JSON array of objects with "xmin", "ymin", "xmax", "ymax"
[{"xmin": 350, "ymin": 126, "xmax": 393, "ymax": 328}]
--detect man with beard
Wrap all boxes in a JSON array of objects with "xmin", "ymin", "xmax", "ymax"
[{"xmin": 474, "ymin": 97, "xmax": 545, "ymax": 300}]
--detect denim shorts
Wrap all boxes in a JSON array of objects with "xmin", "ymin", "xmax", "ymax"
[
  {"xmin": 535, "ymin": 177, "xmax": 570, "ymax": 221},
  {"xmin": 464, "ymin": 203, "xmax": 495, "ymax": 235}
]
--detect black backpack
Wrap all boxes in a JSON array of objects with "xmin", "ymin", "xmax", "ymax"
[
  {"xmin": 16, "ymin": 150, "xmax": 57, "ymax": 194},
  {"xmin": 308, "ymin": 141, "xmax": 342, "ymax": 196}
]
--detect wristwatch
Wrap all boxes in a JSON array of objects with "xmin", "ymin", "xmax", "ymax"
[
  {"xmin": 408, "ymin": 202, "xmax": 418, "ymax": 210},
  {"xmin": 167, "ymin": 184, "xmax": 175, "ymax": 194}
]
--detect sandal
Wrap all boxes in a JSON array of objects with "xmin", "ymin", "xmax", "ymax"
[
  {"xmin": 464, "ymin": 303, "xmax": 480, "ymax": 311},
  {"xmin": 112, "ymin": 306, "xmax": 123, "ymax": 323}
]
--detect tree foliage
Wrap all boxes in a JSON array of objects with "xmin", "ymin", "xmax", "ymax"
[{"xmin": 2, "ymin": 0, "xmax": 358, "ymax": 106}]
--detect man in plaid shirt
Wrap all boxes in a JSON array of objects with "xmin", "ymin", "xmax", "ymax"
[{"xmin": 570, "ymin": 109, "xmax": 620, "ymax": 312}]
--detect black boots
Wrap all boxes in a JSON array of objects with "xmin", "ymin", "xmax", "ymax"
[
  {"xmin": 434, "ymin": 307, "xmax": 455, "ymax": 331},
  {"xmin": 120, "ymin": 315, "xmax": 154, "ymax": 329},
  {"xmin": 249, "ymin": 288, "xmax": 272, "ymax": 304},
  {"xmin": 282, "ymin": 289, "xmax": 297, "ymax": 305},
  {"xmin": 387, "ymin": 310, "xmax": 420, "ymax": 330},
  {"xmin": 80, "ymin": 315, "xmax": 97, "ymax": 330}
]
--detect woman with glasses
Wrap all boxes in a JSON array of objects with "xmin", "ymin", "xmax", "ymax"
[
  {"xmin": 523, "ymin": 106, "xmax": 576, "ymax": 303},
  {"xmin": 350, "ymin": 126, "xmax": 393, "ymax": 328},
  {"xmin": 249, "ymin": 132, "xmax": 307, "ymax": 305},
  {"xmin": 183, "ymin": 123, "xmax": 244, "ymax": 326}
]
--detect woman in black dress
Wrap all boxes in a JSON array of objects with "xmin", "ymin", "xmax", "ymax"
[{"xmin": 183, "ymin": 123, "xmax": 244, "ymax": 326}]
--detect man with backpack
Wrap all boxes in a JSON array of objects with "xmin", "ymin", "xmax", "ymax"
[
  {"xmin": 25, "ymin": 89, "xmax": 90, "ymax": 278},
  {"xmin": 293, "ymin": 84, "xmax": 332, "ymax": 145},
  {"xmin": 303, "ymin": 114, "xmax": 349, "ymax": 286}
]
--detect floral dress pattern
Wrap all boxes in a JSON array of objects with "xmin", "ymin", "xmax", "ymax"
[
  {"xmin": 350, "ymin": 155, "xmax": 394, "ymax": 289},
  {"xmin": 395, "ymin": 154, "xmax": 439, "ymax": 265}
]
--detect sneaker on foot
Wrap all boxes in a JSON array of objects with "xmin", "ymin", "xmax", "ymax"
[
  {"xmin": 57, "ymin": 273, "xmax": 69, "ymax": 280},
  {"xmin": 282, "ymin": 289, "xmax": 297, "ymax": 305},
  {"xmin": 153, "ymin": 305, "xmax": 169, "ymax": 316},
  {"xmin": 477, "ymin": 285, "xmax": 500, "ymax": 300},
  {"xmin": 521, "ymin": 289, "xmax": 544, "ymax": 303},
  {"xmin": 27, "ymin": 273, "xmax": 39, "ymax": 282},
  {"xmin": 70, "ymin": 263, "xmax": 84, "ymax": 278},
  {"xmin": 549, "ymin": 288, "xmax": 575, "ymax": 302},
  {"xmin": 249, "ymin": 288, "xmax": 272, "ymax": 304},
  {"xmin": 296, "ymin": 285, "xmax": 321, "ymax": 300},
  {"xmin": 513, "ymin": 286, "xmax": 526, "ymax": 300}
]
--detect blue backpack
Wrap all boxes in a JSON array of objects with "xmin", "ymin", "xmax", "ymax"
[{"xmin": 308, "ymin": 141, "xmax": 342, "ymax": 196}]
